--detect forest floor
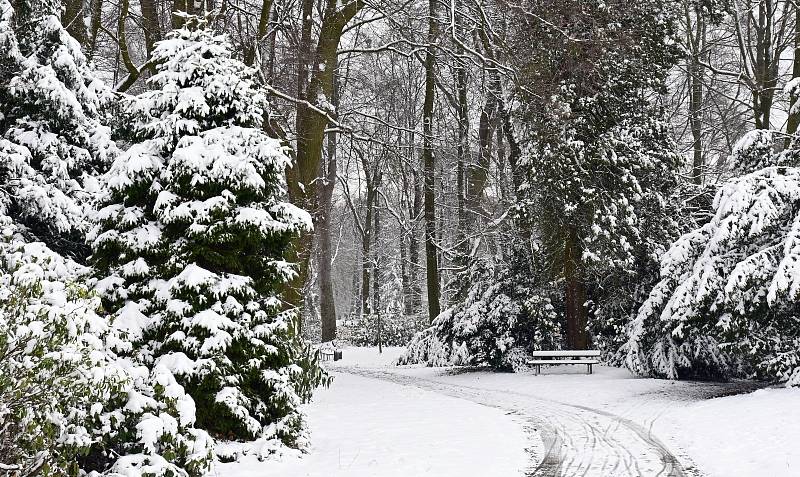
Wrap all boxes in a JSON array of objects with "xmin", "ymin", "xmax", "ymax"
[{"xmin": 216, "ymin": 347, "xmax": 800, "ymax": 477}]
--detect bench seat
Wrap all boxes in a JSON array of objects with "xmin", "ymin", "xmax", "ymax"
[
  {"xmin": 525, "ymin": 350, "xmax": 601, "ymax": 374},
  {"xmin": 526, "ymin": 359, "xmax": 599, "ymax": 365}
]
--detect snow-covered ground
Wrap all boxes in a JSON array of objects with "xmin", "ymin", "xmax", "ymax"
[
  {"xmin": 219, "ymin": 346, "xmax": 800, "ymax": 477},
  {"xmin": 215, "ymin": 347, "xmax": 530, "ymax": 477}
]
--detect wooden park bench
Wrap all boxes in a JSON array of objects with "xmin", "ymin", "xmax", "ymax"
[{"xmin": 526, "ymin": 350, "xmax": 601, "ymax": 374}]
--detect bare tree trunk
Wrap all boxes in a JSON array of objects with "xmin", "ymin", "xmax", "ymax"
[
  {"xmin": 400, "ymin": 229, "xmax": 412, "ymax": 315},
  {"xmin": 172, "ymin": 0, "xmax": 187, "ymax": 29},
  {"xmin": 455, "ymin": 11, "xmax": 469, "ymax": 262},
  {"xmin": 318, "ymin": 67, "xmax": 339, "ymax": 342},
  {"xmin": 372, "ymin": 206, "xmax": 381, "ymax": 314},
  {"xmin": 285, "ymin": 0, "xmax": 365, "ymax": 313},
  {"xmin": 140, "ymin": 0, "xmax": 161, "ymax": 70},
  {"xmin": 788, "ymin": 3, "xmax": 800, "ymax": 139},
  {"xmin": 564, "ymin": 227, "xmax": 588, "ymax": 350},
  {"xmin": 409, "ymin": 168, "xmax": 422, "ymax": 315},
  {"xmin": 688, "ymin": 5, "xmax": 705, "ymax": 184},
  {"xmin": 63, "ymin": 0, "xmax": 88, "ymax": 47},
  {"xmin": 87, "ymin": 0, "xmax": 103, "ymax": 58},
  {"xmin": 359, "ymin": 159, "xmax": 379, "ymax": 317},
  {"xmin": 423, "ymin": 0, "xmax": 441, "ymax": 323},
  {"xmin": 753, "ymin": 0, "xmax": 777, "ymax": 130}
]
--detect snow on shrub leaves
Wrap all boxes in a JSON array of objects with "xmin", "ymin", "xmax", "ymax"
[
  {"xmin": 399, "ymin": 254, "xmax": 561, "ymax": 370},
  {"xmin": 0, "ymin": 218, "xmax": 213, "ymax": 477}
]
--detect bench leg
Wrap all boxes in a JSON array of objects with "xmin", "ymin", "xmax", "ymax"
[{"xmin": 587, "ymin": 364, "xmax": 592, "ymax": 374}]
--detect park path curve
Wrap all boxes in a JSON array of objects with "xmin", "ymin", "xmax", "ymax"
[{"xmin": 333, "ymin": 365, "xmax": 690, "ymax": 477}]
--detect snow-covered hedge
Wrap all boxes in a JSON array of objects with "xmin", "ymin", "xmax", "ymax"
[{"xmin": 626, "ymin": 135, "xmax": 800, "ymax": 386}]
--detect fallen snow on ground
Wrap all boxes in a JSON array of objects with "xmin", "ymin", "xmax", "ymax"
[
  {"xmin": 665, "ymin": 387, "xmax": 800, "ymax": 477},
  {"xmin": 328, "ymin": 347, "xmax": 800, "ymax": 477},
  {"xmin": 215, "ymin": 347, "xmax": 530, "ymax": 476},
  {"xmin": 217, "ymin": 346, "xmax": 800, "ymax": 477}
]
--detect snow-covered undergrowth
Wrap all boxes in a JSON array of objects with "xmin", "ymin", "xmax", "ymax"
[
  {"xmin": 626, "ymin": 139, "xmax": 800, "ymax": 386},
  {"xmin": 0, "ymin": 219, "xmax": 214, "ymax": 476},
  {"xmin": 399, "ymin": 257, "xmax": 560, "ymax": 370}
]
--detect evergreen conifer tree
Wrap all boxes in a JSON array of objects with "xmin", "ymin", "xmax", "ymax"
[
  {"xmin": 91, "ymin": 20, "xmax": 327, "ymax": 446},
  {"xmin": 0, "ymin": 0, "xmax": 116, "ymax": 259},
  {"xmin": 510, "ymin": 0, "xmax": 682, "ymax": 350},
  {"xmin": 626, "ymin": 132, "xmax": 800, "ymax": 386}
]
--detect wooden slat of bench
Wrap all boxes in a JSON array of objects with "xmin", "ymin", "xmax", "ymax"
[
  {"xmin": 526, "ymin": 359, "xmax": 599, "ymax": 365},
  {"xmin": 529, "ymin": 350, "xmax": 601, "ymax": 357}
]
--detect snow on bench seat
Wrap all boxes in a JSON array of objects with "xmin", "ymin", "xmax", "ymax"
[{"xmin": 526, "ymin": 350, "xmax": 600, "ymax": 374}]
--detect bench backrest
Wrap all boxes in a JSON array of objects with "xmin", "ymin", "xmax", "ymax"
[{"xmin": 530, "ymin": 350, "xmax": 601, "ymax": 358}]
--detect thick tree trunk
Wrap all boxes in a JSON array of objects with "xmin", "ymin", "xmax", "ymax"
[
  {"xmin": 423, "ymin": 0, "xmax": 441, "ymax": 323},
  {"xmin": 140, "ymin": 0, "xmax": 161, "ymax": 70},
  {"xmin": 63, "ymin": 0, "xmax": 88, "ymax": 47},
  {"xmin": 285, "ymin": 0, "xmax": 365, "ymax": 314},
  {"xmin": 172, "ymin": 0, "xmax": 187, "ymax": 29},
  {"xmin": 245, "ymin": 0, "xmax": 273, "ymax": 66},
  {"xmin": 753, "ymin": 0, "xmax": 776, "ymax": 130},
  {"xmin": 564, "ymin": 227, "xmax": 588, "ymax": 350},
  {"xmin": 360, "ymin": 167, "xmax": 378, "ymax": 317},
  {"xmin": 87, "ymin": 0, "xmax": 103, "ymax": 58}
]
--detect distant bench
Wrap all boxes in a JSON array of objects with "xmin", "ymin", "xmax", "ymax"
[
  {"xmin": 526, "ymin": 350, "xmax": 601, "ymax": 374},
  {"xmin": 320, "ymin": 348, "xmax": 342, "ymax": 362}
]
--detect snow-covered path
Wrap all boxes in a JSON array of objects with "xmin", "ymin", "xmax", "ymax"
[
  {"xmin": 219, "ymin": 347, "xmax": 800, "ymax": 477},
  {"xmin": 215, "ymin": 361, "xmax": 530, "ymax": 476},
  {"xmin": 336, "ymin": 365, "xmax": 685, "ymax": 477}
]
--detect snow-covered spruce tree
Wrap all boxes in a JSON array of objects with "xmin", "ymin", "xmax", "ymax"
[
  {"xmin": 509, "ymin": 0, "xmax": 682, "ymax": 350},
  {"xmin": 0, "ymin": 217, "xmax": 213, "ymax": 477},
  {"xmin": 0, "ymin": 0, "xmax": 116, "ymax": 260},
  {"xmin": 626, "ymin": 131, "xmax": 800, "ymax": 386},
  {"xmin": 91, "ymin": 21, "xmax": 326, "ymax": 448}
]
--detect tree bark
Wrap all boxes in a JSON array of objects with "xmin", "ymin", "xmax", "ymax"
[
  {"xmin": 87, "ymin": 0, "xmax": 103, "ymax": 58},
  {"xmin": 172, "ymin": 0, "xmax": 187, "ymax": 29},
  {"xmin": 62, "ymin": 0, "xmax": 88, "ymax": 47},
  {"xmin": 285, "ymin": 0, "xmax": 365, "ymax": 312},
  {"xmin": 788, "ymin": 3, "xmax": 800, "ymax": 139},
  {"xmin": 423, "ymin": 0, "xmax": 441, "ymax": 323},
  {"xmin": 564, "ymin": 227, "xmax": 588, "ymax": 350},
  {"xmin": 317, "ymin": 65, "xmax": 339, "ymax": 342},
  {"xmin": 140, "ymin": 0, "xmax": 161, "ymax": 70},
  {"xmin": 409, "ymin": 168, "xmax": 422, "ymax": 315},
  {"xmin": 687, "ymin": 5, "xmax": 705, "ymax": 184}
]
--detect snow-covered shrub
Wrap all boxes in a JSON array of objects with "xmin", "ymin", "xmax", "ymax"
[
  {"xmin": 0, "ymin": 218, "xmax": 213, "ymax": 477},
  {"xmin": 341, "ymin": 313, "xmax": 426, "ymax": 347},
  {"xmin": 399, "ymin": 253, "xmax": 561, "ymax": 370},
  {"xmin": 626, "ymin": 144, "xmax": 800, "ymax": 386},
  {"xmin": 0, "ymin": 0, "xmax": 116, "ymax": 259},
  {"xmin": 91, "ymin": 21, "xmax": 326, "ymax": 447}
]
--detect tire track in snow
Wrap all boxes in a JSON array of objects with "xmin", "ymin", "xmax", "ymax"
[{"xmin": 332, "ymin": 366, "xmax": 688, "ymax": 477}]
